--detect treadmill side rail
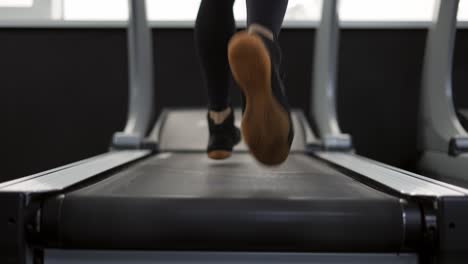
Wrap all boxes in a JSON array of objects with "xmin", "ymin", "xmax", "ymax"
[
  {"xmin": 358, "ymin": 153, "xmax": 468, "ymax": 196},
  {"xmin": 0, "ymin": 153, "xmax": 107, "ymax": 190},
  {"xmin": 0, "ymin": 150, "xmax": 150, "ymax": 193},
  {"xmin": 316, "ymin": 152, "xmax": 467, "ymax": 197}
]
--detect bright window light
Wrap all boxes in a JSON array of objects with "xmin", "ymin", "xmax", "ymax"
[
  {"xmin": 0, "ymin": 0, "xmax": 33, "ymax": 7},
  {"xmin": 62, "ymin": 0, "xmax": 468, "ymax": 22},
  {"xmin": 339, "ymin": 0, "xmax": 435, "ymax": 21},
  {"xmin": 458, "ymin": 0, "xmax": 468, "ymax": 20},
  {"xmin": 63, "ymin": 0, "xmax": 127, "ymax": 20},
  {"xmin": 63, "ymin": 0, "xmax": 322, "ymax": 21},
  {"xmin": 284, "ymin": 0, "xmax": 322, "ymax": 21},
  {"xmin": 147, "ymin": 0, "xmax": 199, "ymax": 20},
  {"xmin": 142, "ymin": 0, "xmax": 321, "ymax": 21},
  {"xmin": 3, "ymin": 0, "xmax": 468, "ymax": 22}
]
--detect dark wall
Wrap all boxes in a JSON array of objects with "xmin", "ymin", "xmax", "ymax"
[
  {"xmin": 453, "ymin": 29, "xmax": 468, "ymax": 112},
  {"xmin": 1, "ymin": 28, "xmax": 467, "ymax": 182},
  {"xmin": 1, "ymin": 29, "xmax": 128, "ymax": 183}
]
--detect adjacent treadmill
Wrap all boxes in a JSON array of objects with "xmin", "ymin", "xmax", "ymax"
[
  {"xmin": 1, "ymin": 1, "xmax": 468, "ymax": 263},
  {"xmin": 417, "ymin": 0, "xmax": 468, "ymax": 188}
]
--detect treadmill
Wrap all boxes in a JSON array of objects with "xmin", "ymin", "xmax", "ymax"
[
  {"xmin": 1, "ymin": 0, "xmax": 468, "ymax": 263},
  {"xmin": 418, "ymin": 0, "xmax": 468, "ymax": 187}
]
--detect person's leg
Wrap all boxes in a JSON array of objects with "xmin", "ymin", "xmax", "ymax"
[
  {"xmin": 228, "ymin": 0, "xmax": 292, "ymax": 165},
  {"xmin": 195, "ymin": 0, "xmax": 241, "ymax": 160},
  {"xmin": 246, "ymin": 0, "xmax": 288, "ymax": 40},
  {"xmin": 195, "ymin": 0, "xmax": 236, "ymax": 113}
]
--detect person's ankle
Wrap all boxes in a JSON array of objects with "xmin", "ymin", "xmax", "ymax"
[
  {"xmin": 209, "ymin": 107, "xmax": 232, "ymax": 125},
  {"xmin": 248, "ymin": 23, "xmax": 274, "ymax": 41}
]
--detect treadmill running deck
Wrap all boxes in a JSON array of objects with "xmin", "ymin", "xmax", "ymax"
[{"xmin": 41, "ymin": 153, "xmax": 407, "ymax": 252}]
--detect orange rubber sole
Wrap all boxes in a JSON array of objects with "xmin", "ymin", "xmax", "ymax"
[
  {"xmin": 207, "ymin": 150, "xmax": 232, "ymax": 160},
  {"xmin": 228, "ymin": 31, "xmax": 290, "ymax": 166}
]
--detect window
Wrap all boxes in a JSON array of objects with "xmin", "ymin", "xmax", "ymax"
[
  {"xmin": 60, "ymin": 0, "xmax": 468, "ymax": 22},
  {"xmin": 63, "ymin": 0, "xmax": 127, "ymax": 20},
  {"xmin": 1, "ymin": 0, "xmax": 468, "ymax": 23},
  {"xmin": 339, "ymin": 0, "xmax": 435, "ymax": 21},
  {"xmin": 0, "ymin": 0, "xmax": 61, "ymax": 20},
  {"xmin": 61, "ymin": 0, "xmax": 321, "ymax": 21},
  {"xmin": 0, "ymin": 0, "xmax": 33, "ymax": 7},
  {"xmin": 459, "ymin": 0, "xmax": 468, "ymax": 20}
]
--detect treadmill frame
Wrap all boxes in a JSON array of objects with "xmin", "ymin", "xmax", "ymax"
[
  {"xmin": 2, "ymin": 0, "xmax": 468, "ymax": 263},
  {"xmin": 1, "ymin": 114, "xmax": 468, "ymax": 263}
]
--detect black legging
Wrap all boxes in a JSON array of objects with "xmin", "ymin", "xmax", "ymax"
[{"xmin": 195, "ymin": 0, "xmax": 289, "ymax": 111}]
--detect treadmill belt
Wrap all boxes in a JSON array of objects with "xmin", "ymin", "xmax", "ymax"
[{"xmin": 42, "ymin": 153, "xmax": 406, "ymax": 252}]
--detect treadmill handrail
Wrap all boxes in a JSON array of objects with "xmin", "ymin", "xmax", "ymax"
[
  {"xmin": 112, "ymin": 0, "xmax": 155, "ymax": 149},
  {"xmin": 311, "ymin": 0, "xmax": 351, "ymax": 151},
  {"xmin": 420, "ymin": 0, "xmax": 468, "ymax": 153},
  {"xmin": 316, "ymin": 152, "xmax": 467, "ymax": 197},
  {"xmin": 0, "ymin": 150, "xmax": 150, "ymax": 193}
]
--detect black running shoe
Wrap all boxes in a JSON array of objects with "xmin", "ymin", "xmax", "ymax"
[
  {"xmin": 207, "ymin": 108, "xmax": 241, "ymax": 160},
  {"xmin": 228, "ymin": 30, "xmax": 294, "ymax": 165}
]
